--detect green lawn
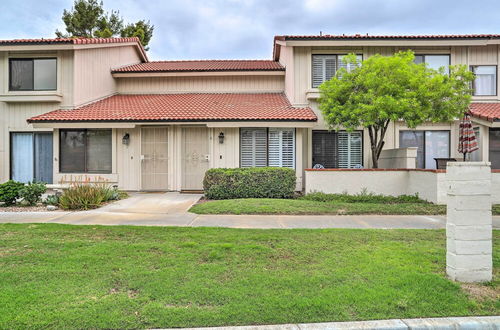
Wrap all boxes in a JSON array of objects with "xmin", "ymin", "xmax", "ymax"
[
  {"xmin": 190, "ymin": 198, "xmax": 447, "ymax": 215},
  {"xmin": 1, "ymin": 224, "xmax": 498, "ymax": 329}
]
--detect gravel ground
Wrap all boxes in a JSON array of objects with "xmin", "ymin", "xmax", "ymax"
[{"xmin": 0, "ymin": 205, "xmax": 61, "ymax": 212}]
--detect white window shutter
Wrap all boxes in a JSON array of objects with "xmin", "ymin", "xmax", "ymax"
[
  {"xmin": 312, "ymin": 55, "xmax": 336, "ymax": 88},
  {"xmin": 338, "ymin": 131, "xmax": 362, "ymax": 168},
  {"xmin": 240, "ymin": 128, "xmax": 267, "ymax": 167},
  {"xmin": 268, "ymin": 128, "xmax": 295, "ymax": 168}
]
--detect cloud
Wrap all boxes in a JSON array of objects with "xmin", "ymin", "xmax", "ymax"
[{"xmin": 1, "ymin": 0, "xmax": 500, "ymax": 60}]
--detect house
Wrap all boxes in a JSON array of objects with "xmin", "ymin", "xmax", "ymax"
[{"xmin": 1, "ymin": 34, "xmax": 500, "ymax": 191}]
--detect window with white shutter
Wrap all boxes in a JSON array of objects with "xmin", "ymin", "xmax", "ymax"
[
  {"xmin": 312, "ymin": 55, "xmax": 337, "ymax": 88},
  {"xmin": 240, "ymin": 128, "xmax": 295, "ymax": 168},
  {"xmin": 312, "ymin": 54, "xmax": 362, "ymax": 88},
  {"xmin": 240, "ymin": 128, "xmax": 267, "ymax": 167},
  {"xmin": 268, "ymin": 128, "xmax": 295, "ymax": 168},
  {"xmin": 337, "ymin": 131, "xmax": 363, "ymax": 168}
]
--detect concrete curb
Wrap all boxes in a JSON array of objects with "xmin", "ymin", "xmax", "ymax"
[{"xmin": 168, "ymin": 316, "xmax": 500, "ymax": 330}]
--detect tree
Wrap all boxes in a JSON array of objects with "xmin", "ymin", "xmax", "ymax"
[
  {"xmin": 121, "ymin": 20, "xmax": 154, "ymax": 51},
  {"xmin": 56, "ymin": 0, "xmax": 154, "ymax": 49},
  {"xmin": 318, "ymin": 51, "xmax": 475, "ymax": 168}
]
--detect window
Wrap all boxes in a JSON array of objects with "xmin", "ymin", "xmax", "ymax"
[
  {"xmin": 60, "ymin": 129, "xmax": 112, "ymax": 173},
  {"xmin": 240, "ymin": 128, "xmax": 295, "ymax": 168},
  {"xmin": 312, "ymin": 130, "xmax": 363, "ymax": 168},
  {"xmin": 312, "ymin": 54, "xmax": 362, "ymax": 87},
  {"xmin": 268, "ymin": 128, "xmax": 295, "ymax": 168},
  {"xmin": 414, "ymin": 55, "xmax": 450, "ymax": 73},
  {"xmin": 472, "ymin": 66, "xmax": 497, "ymax": 96},
  {"xmin": 11, "ymin": 132, "xmax": 53, "ymax": 183},
  {"xmin": 9, "ymin": 58, "xmax": 57, "ymax": 91},
  {"xmin": 399, "ymin": 130, "xmax": 450, "ymax": 169},
  {"xmin": 489, "ymin": 128, "xmax": 500, "ymax": 169}
]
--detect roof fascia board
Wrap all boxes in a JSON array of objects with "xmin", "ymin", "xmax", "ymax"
[
  {"xmin": 471, "ymin": 116, "xmax": 498, "ymax": 127},
  {"xmin": 74, "ymin": 42, "xmax": 148, "ymax": 61},
  {"xmin": 31, "ymin": 120, "xmax": 316, "ymax": 128},
  {"xmin": 112, "ymin": 70, "xmax": 285, "ymax": 77},
  {"xmin": 283, "ymin": 40, "xmax": 490, "ymax": 47},
  {"xmin": 206, "ymin": 121, "xmax": 316, "ymax": 128}
]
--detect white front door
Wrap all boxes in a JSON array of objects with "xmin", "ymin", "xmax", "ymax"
[
  {"xmin": 182, "ymin": 127, "xmax": 209, "ymax": 190},
  {"xmin": 141, "ymin": 127, "xmax": 168, "ymax": 190}
]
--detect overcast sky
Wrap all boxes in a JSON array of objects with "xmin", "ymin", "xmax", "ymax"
[{"xmin": 1, "ymin": 0, "xmax": 500, "ymax": 61}]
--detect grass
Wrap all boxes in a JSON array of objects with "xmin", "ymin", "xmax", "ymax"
[
  {"xmin": 0, "ymin": 224, "xmax": 498, "ymax": 329},
  {"xmin": 190, "ymin": 198, "xmax": 447, "ymax": 215}
]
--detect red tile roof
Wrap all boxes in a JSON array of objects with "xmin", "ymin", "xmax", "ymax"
[
  {"xmin": 276, "ymin": 34, "xmax": 500, "ymax": 41},
  {"xmin": 0, "ymin": 37, "xmax": 148, "ymax": 61},
  {"xmin": 0, "ymin": 37, "xmax": 142, "ymax": 45},
  {"xmin": 470, "ymin": 103, "xmax": 500, "ymax": 122},
  {"xmin": 28, "ymin": 93, "xmax": 317, "ymax": 123},
  {"xmin": 113, "ymin": 60, "xmax": 284, "ymax": 73}
]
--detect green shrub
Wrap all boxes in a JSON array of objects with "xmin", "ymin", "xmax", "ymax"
[
  {"xmin": 203, "ymin": 167, "xmax": 296, "ymax": 200},
  {"xmin": 19, "ymin": 182, "xmax": 47, "ymax": 206},
  {"xmin": 59, "ymin": 183, "xmax": 112, "ymax": 210},
  {"xmin": 43, "ymin": 194, "xmax": 60, "ymax": 206},
  {"xmin": 0, "ymin": 180, "xmax": 25, "ymax": 206},
  {"xmin": 58, "ymin": 183, "xmax": 126, "ymax": 210},
  {"xmin": 302, "ymin": 191, "xmax": 427, "ymax": 204}
]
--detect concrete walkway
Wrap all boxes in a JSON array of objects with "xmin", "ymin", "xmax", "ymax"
[
  {"xmin": 0, "ymin": 192, "xmax": 499, "ymax": 229},
  {"xmin": 174, "ymin": 316, "xmax": 500, "ymax": 330}
]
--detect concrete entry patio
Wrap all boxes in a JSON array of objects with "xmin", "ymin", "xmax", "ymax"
[{"xmin": 0, "ymin": 192, "xmax": 202, "ymax": 226}]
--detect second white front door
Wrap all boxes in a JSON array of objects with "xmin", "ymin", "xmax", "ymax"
[
  {"xmin": 141, "ymin": 127, "xmax": 168, "ymax": 190},
  {"xmin": 182, "ymin": 127, "xmax": 209, "ymax": 190}
]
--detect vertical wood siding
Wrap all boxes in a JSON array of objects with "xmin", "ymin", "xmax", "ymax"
[
  {"xmin": 469, "ymin": 45, "xmax": 498, "ymax": 65},
  {"xmin": 116, "ymin": 75, "xmax": 284, "ymax": 94},
  {"xmin": 73, "ymin": 45, "xmax": 141, "ymax": 106},
  {"xmin": 211, "ymin": 128, "xmax": 240, "ymax": 168}
]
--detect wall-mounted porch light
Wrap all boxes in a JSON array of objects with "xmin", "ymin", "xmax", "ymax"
[
  {"xmin": 218, "ymin": 132, "xmax": 225, "ymax": 144},
  {"xmin": 122, "ymin": 133, "xmax": 130, "ymax": 145}
]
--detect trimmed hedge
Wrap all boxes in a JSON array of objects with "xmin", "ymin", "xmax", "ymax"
[{"xmin": 203, "ymin": 167, "xmax": 296, "ymax": 200}]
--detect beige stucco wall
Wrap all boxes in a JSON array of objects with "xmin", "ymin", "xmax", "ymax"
[
  {"xmin": 305, "ymin": 169, "xmax": 447, "ymax": 204},
  {"xmin": 116, "ymin": 75, "xmax": 284, "ymax": 94}
]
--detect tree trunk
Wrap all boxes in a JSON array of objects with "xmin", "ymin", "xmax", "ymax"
[{"xmin": 368, "ymin": 120, "xmax": 390, "ymax": 169}]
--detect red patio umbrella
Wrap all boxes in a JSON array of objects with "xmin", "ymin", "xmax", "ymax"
[{"xmin": 458, "ymin": 114, "xmax": 479, "ymax": 161}]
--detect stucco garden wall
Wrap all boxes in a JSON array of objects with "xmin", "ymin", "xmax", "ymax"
[{"xmin": 305, "ymin": 169, "xmax": 457, "ymax": 205}]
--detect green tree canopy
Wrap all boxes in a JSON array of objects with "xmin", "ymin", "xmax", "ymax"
[
  {"xmin": 56, "ymin": 0, "xmax": 154, "ymax": 50},
  {"xmin": 318, "ymin": 51, "xmax": 475, "ymax": 168}
]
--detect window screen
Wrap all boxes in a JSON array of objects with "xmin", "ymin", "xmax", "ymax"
[{"xmin": 60, "ymin": 129, "xmax": 111, "ymax": 173}]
